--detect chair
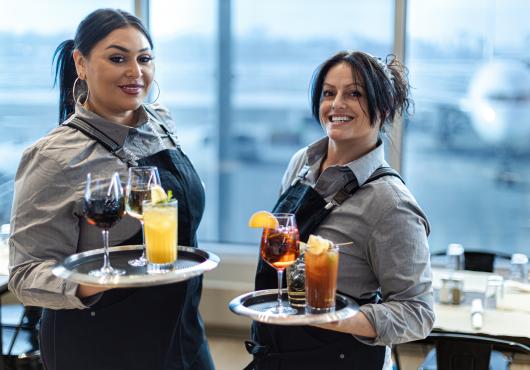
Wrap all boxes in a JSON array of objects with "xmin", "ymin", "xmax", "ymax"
[
  {"xmin": 463, "ymin": 251, "xmax": 512, "ymax": 273},
  {"xmin": 5, "ymin": 306, "xmax": 41, "ymax": 355},
  {"xmin": 418, "ymin": 332, "xmax": 530, "ymax": 370},
  {"xmin": 431, "ymin": 250, "xmax": 511, "ymax": 273},
  {"xmin": 1, "ymin": 305, "xmax": 43, "ymax": 370}
]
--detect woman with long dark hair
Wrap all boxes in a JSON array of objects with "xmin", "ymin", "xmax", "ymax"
[{"xmin": 8, "ymin": 8, "xmax": 214, "ymax": 370}]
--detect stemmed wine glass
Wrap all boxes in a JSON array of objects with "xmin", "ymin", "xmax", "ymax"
[
  {"xmin": 260, "ymin": 213, "xmax": 300, "ymax": 315},
  {"xmin": 84, "ymin": 172, "xmax": 126, "ymax": 277},
  {"xmin": 126, "ymin": 166, "xmax": 161, "ymax": 266}
]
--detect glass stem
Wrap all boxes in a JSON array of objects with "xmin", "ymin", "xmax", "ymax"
[
  {"xmin": 102, "ymin": 229, "xmax": 111, "ymax": 271},
  {"xmin": 140, "ymin": 220, "xmax": 146, "ymax": 258},
  {"xmin": 277, "ymin": 268, "xmax": 284, "ymax": 312}
]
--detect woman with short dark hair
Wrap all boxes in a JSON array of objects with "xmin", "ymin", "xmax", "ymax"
[
  {"xmin": 249, "ymin": 51, "xmax": 434, "ymax": 370},
  {"xmin": 9, "ymin": 8, "xmax": 214, "ymax": 370}
]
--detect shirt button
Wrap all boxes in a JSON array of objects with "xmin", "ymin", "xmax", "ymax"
[
  {"xmin": 339, "ymin": 353, "xmax": 345, "ymax": 359},
  {"xmin": 90, "ymin": 311, "xmax": 96, "ymax": 317}
]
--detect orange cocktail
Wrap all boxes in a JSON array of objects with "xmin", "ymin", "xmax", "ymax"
[
  {"xmin": 143, "ymin": 199, "xmax": 178, "ymax": 273},
  {"xmin": 260, "ymin": 227, "xmax": 299, "ymax": 270},
  {"xmin": 254, "ymin": 212, "xmax": 300, "ymax": 315}
]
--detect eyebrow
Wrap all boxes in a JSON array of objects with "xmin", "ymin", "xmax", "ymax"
[
  {"xmin": 323, "ymin": 82, "xmax": 363, "ymax": 89},
  {"xmin": 105, "ymin": 45, "xmax": 151, "ymax": 53}
]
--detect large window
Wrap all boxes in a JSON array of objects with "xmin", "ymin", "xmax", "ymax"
[
  {"xmin": 405, "ymin": 0, "xmax": 530, "ymax": 255},
  {"xmin": 0, "ymin": 0, "xmax": 133, "ymax": 225},
  {"xmin": 227, "ymin": 0, "xmax": 394, "ymax": 242},
  {"xmin": 3, "ymin": 1, "xmax": 528, "ymax": 255},
  {"xmin": 152, "ymin": 0, "xmax": 394, "ymax": 243},
  {"xmin": 150, "ymin": 0, "xmax": 217, "ymax": 240}
]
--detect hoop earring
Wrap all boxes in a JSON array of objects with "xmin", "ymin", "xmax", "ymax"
[
  {"xmin": 147, "ymin": 80, "xmax": 160, "ymax": 104},
  {"xmin": 72, "ymin": 77, "xmax": 89, "ymax": 105}
]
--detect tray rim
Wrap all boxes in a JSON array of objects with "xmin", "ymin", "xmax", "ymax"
[
  {"xmin": 228, "ymin": 289, "xmax": 359, "ymax": 325},
  {"xmin": 52, "ymin": 244, "xmax": 220, "ymax": 288}
]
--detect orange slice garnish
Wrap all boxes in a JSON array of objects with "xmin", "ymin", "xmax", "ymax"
[{"xmin": 248, "ymin": 211, "xmax": 279, "ymax": 229}]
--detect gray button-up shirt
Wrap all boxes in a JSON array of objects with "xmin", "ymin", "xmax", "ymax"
[
  {"xmin": 8, "ymin": 104, "xmax": 179, "ymax": 310},
  {"xmin": 281, "ymin": 137, "xmax": 434, "ymax": 347}
]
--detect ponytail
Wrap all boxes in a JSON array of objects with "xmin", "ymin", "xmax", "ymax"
[{"xmin": 53, "ymin": 39, "xmax": 77, "ymax": 123}]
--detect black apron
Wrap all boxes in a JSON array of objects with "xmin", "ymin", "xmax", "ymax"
[
  {"xmin": 39, "ymin": 110, "xmax": 214, "ymax": 370},
  {"xmin": 248, "ymin": 165, "xmax": 403, "ymax": 370}
]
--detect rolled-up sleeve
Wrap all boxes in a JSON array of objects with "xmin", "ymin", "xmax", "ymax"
[
  {"xmin": 8, "ymin": 146, "xmax": 89, "ymax": 310},
  {"xmin": 356, "ymin": 190, "xmax": 434, "ymax": 346}
]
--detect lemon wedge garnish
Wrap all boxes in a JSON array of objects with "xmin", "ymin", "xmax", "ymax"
[
  {"xmin": 307, "ymin": 234, "xmax": 331, "ymax": 255},
  {"xmin": 150, "ymin": 185, "xmax": 168, "ymax": 204},
  {"xmin": 248, "ymin": 211, "xmax": 280, "ymax": 229}
]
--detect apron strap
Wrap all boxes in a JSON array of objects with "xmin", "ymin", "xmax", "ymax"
[
  {"xmin": 291, "ymin": 165, "xmax": 311, "ymax": 186},
  {"xmin": 144, "ymin": 105, "xmax": 180, "ymax": 148},
  {"xmin": 66, "ymin": 117, "xmax": 137, "ymax": 166},
  {"xmin": 325, "ymin": 176, "xmax": 359, "ymax": 210},
  {"xmin": 338, "ymin": 291, "xmax": 382, "ymax": 306},
  {"xmin": 325, "ymin": 166, "xmax": 404, "ymax": 210},
  {"xmin": 369, "ymin": 166, "xmax": 404, "ymax": 184}
]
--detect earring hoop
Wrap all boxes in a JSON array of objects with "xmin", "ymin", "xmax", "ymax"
[
  {"xmin": 72, "ymin": 77, "xmax": 89, "ymax": 105},
  {"xmin": 148, "ymin": 80, "xmax": 160, "ymax": 105}
]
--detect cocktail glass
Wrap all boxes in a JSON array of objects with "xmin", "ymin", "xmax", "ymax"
[
  {"xmin": 143, "ymin": 199, "xmax": 178, "ymax": 274},
  {"xmin": 305, "ymin": 242, "xmax": 339, "ymax": 313},
  {"xmin": 126, "ymin": 166, "xmax": 161, "ymax": 267},
  {"xmin": 260, "ymin": 213, "xmax": 299, "ymax": 315},
  {"xmin": 84, "ymin": 172, "xmax": 126, "ymax": 277}
]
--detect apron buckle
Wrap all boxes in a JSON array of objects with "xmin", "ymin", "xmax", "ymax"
[{"xmin": 324, "ymin": 201, "xmax": 336, "ymax": 210}]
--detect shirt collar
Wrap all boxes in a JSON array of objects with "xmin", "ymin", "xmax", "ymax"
[
  {"xmin": 306, "ymin": 137, "xmax": 328, "ymax": 166},
  {"xmin": 347, "ymin": 140, "xmax": 386, "ymax": 185},
  {"xmin": 72, "ymin": 103, "xmax": 150, "ymax": 146},
  {"xmin": 306, "ymin": 137, "xmax": 387, "ymax": 186}
]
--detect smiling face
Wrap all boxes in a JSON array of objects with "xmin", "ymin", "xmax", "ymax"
[
  {"xmin": 319, "ymin": 62, "xmax": 380, "ymax": 154},
  {"xmin": 73, "ymin": 26, "xmax": 154, "ymax": 125}
]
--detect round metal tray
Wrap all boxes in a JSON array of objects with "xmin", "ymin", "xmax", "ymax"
[
  {"xmin": 229, "ymin": 289, "xmax": 359, "ymax": 325},
  {"xmin": 52, "ymin": 245, "xmax": 220, "ymax": 288}
]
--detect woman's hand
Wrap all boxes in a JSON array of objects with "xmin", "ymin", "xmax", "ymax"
[
  {"xmin": 312, "ymin": 312, "xmax": 377, "ymax": 337},
  {"xmin": 76, "ymin": 284, "xmax": 110, "ymax": 298}
]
